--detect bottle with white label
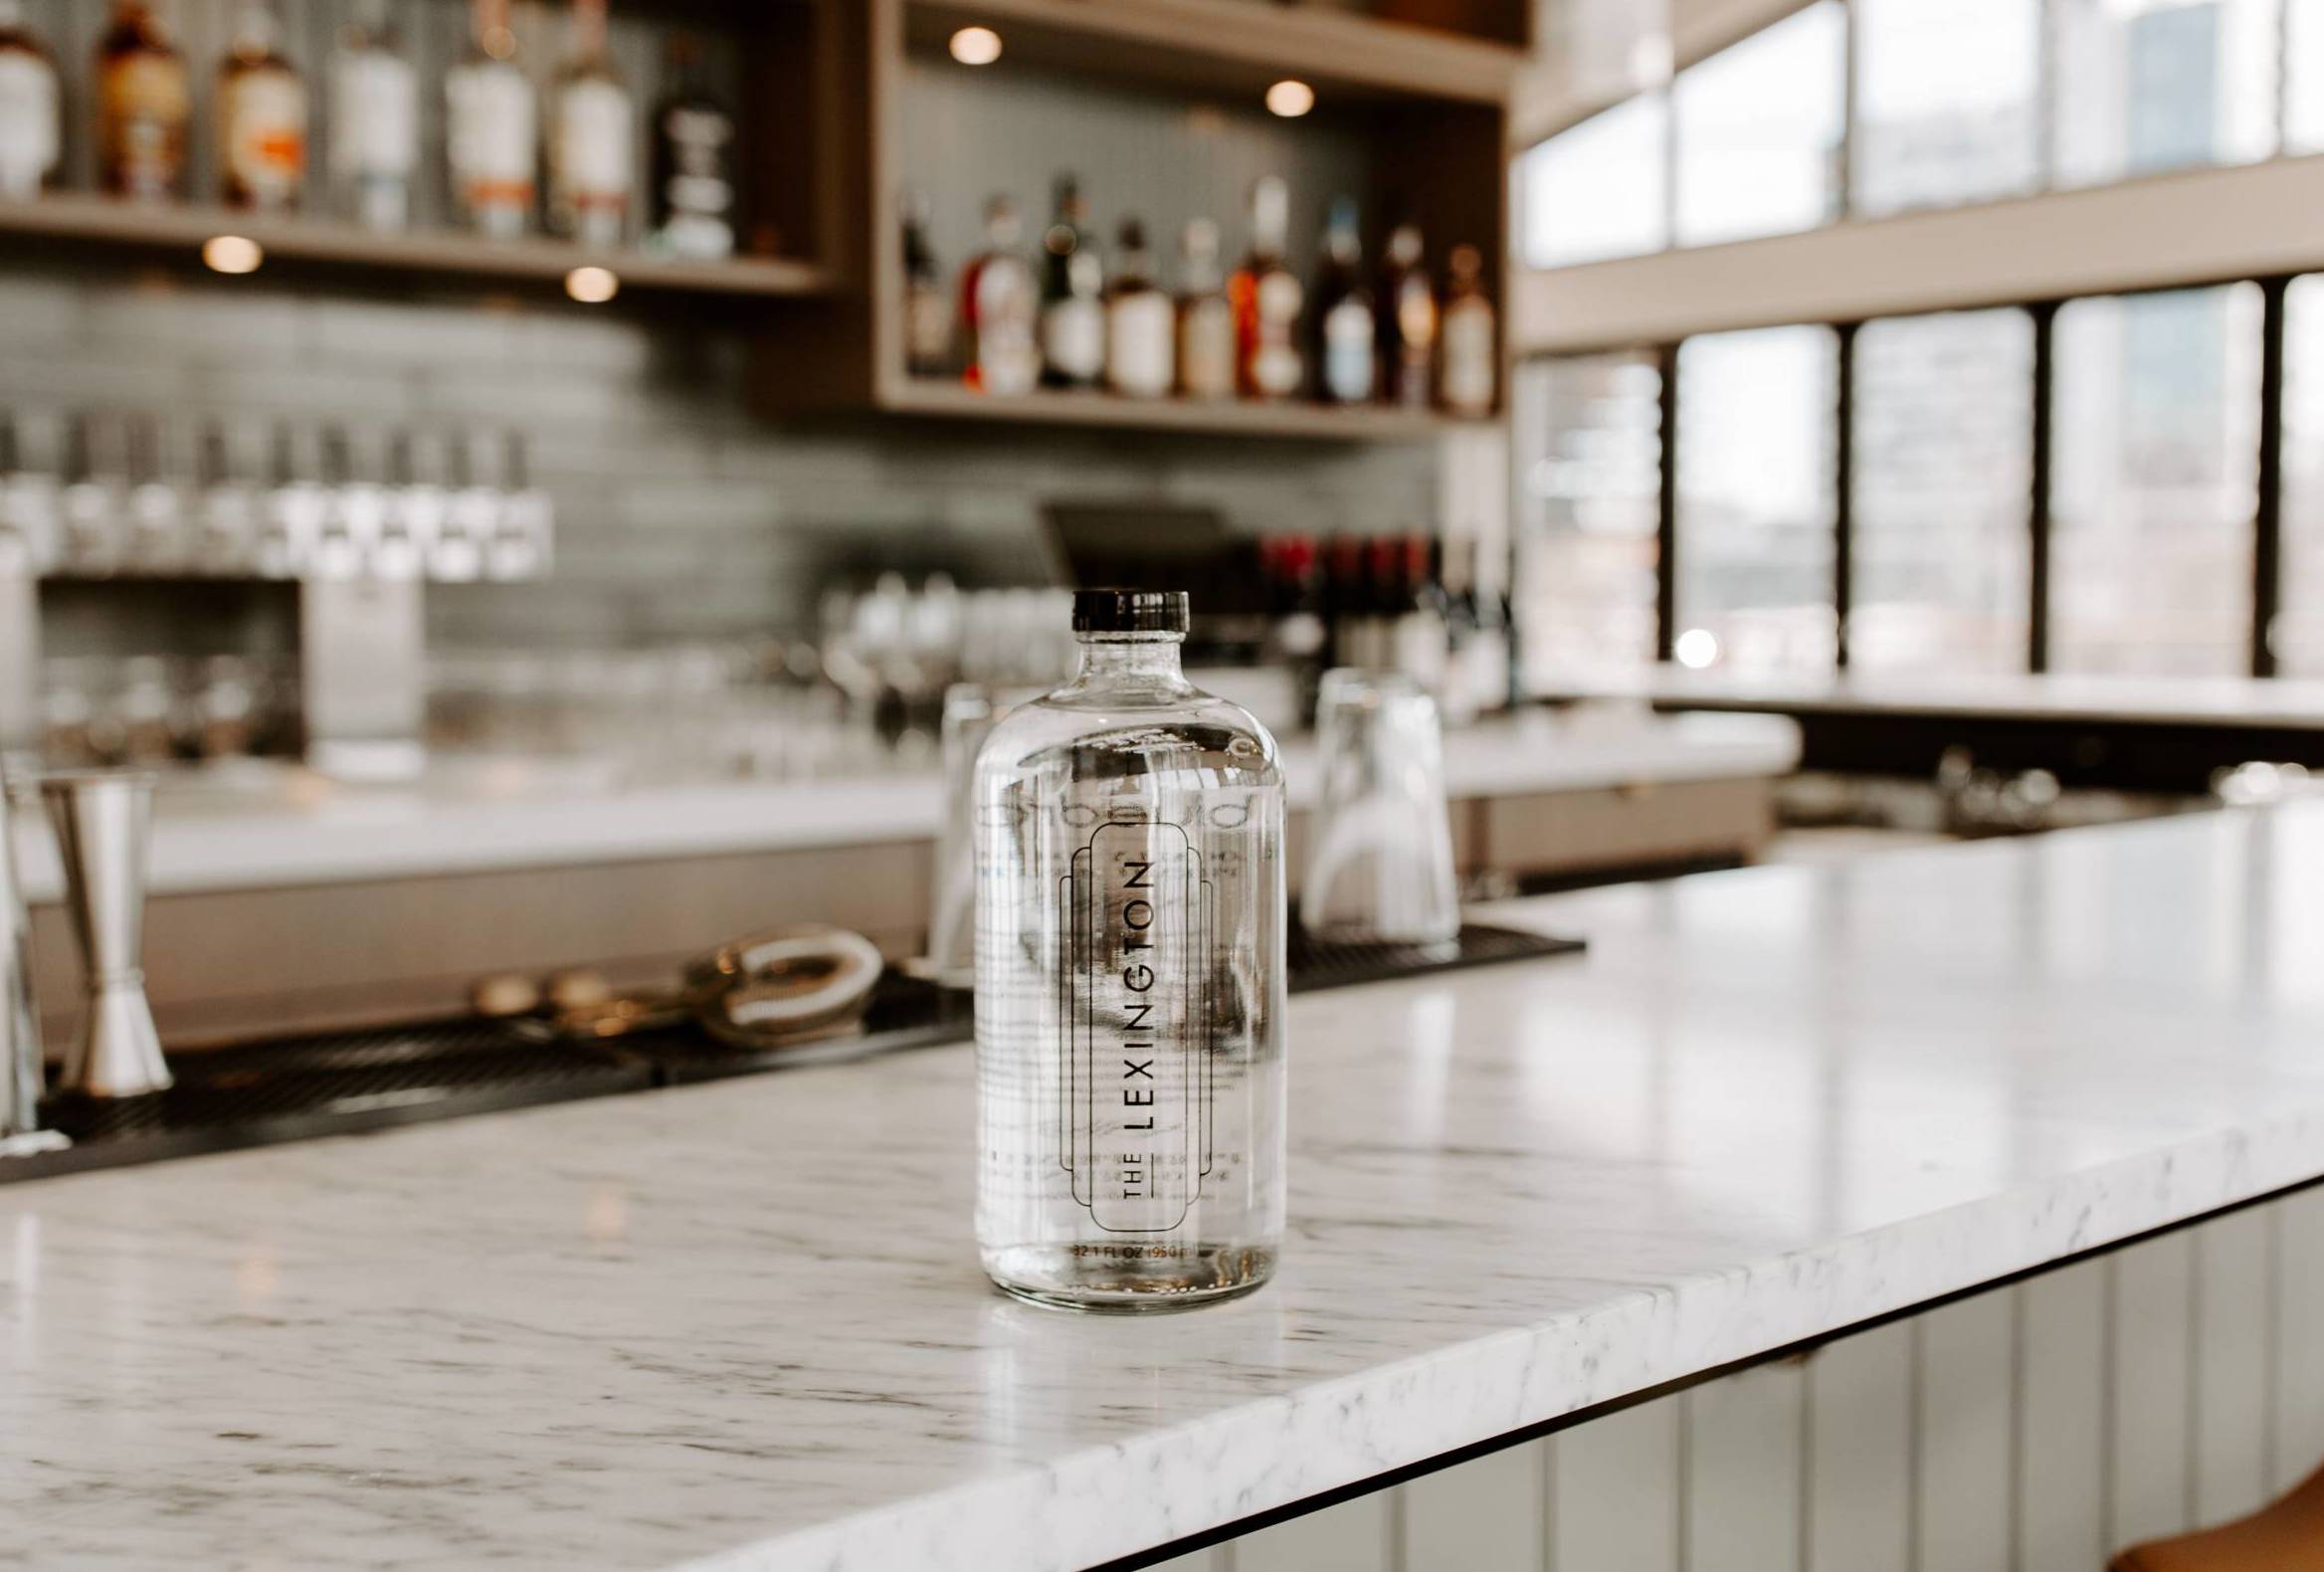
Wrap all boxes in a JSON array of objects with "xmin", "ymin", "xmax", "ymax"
[
  {"xmin": 1231, "ymin": 176, "xmax": 1303, "ymax": 401},
  {"xmin": 549, "ymin": 0, "xmax": 632, "ymax": 247},
  {"xmin": 973, "ymin": 589, "xmax": 1286, "ymax": 1312},
  {"xmin": 0, "ymin": 1, "xmax": 59, "ymax": 202},
  {"xmin": 1309, "ymin": 196, "xmax": 1376, "ymax": 405},
  {"xmin": 962, "ymin": 195, "xmax": 1039, "ymax": 396},
  {"xmin": 1439, "ymin": 243, "xmax": 1497, "ymax": 417},
  {"xmin": 647, "ymin": 32, "xmax": 733, "ymax": 259},
  {"xmin": 1039, "ymin": 175, "xmax": 1103, "ymax": 390},
  {"xmin": 446, "ymin": 0, "xmax": 536, "ymax": 238},
  {"xmin": 1175, "ymin": 219, "xmax": 1235, "ymax": 401},
  {"xmin": 216, "ymin": 0, "xmax": 305, "ymax": 212},
  {"xmin": 96, "ymin": 1, "xmax": 190, "ymax": 202},
  {"xmin": 1103, "ymin": 217, "xmax": 1174, "ymax": 400},
  {"xmin": 328, "ymin": 0, "xmax": 417, "ymax": 231}
]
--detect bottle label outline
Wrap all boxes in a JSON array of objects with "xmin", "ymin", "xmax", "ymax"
[{"xmin": 1061, "ymin": 817, "xmax": 1215, "ymax": 1234}]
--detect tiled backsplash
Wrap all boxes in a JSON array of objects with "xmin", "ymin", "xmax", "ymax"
[{"xmin": 0, "ymin": 263, "xmax": 1440, "ymax": 653}]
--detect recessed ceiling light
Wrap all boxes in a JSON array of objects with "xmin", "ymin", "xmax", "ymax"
[
  {"xmin": 1674, "ymin": 628, "xmax": 1720, "ymax": 670},
  {"xmin": 1265, "ymin": 79, "xmax": 1315, "ymax": 117},
  {"xmin": 949, "ymin": 26, "xmax": 1002, "ymax": 66},
  {"xmin": 565, "ymin": 266, "xmax": 620, "ymax": 304},
  {"xmin": 203, "ymin": 235, "xmax": 264, "ymax": 275}
]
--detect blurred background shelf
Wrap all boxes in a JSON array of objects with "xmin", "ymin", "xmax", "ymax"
[
  {"xmin": 0, "ymin": 193, "xmax": 836, "ymax": 301},
  {"xmin": 878, "ymin": 377, "xmax": 1489, "ymax": 438}
]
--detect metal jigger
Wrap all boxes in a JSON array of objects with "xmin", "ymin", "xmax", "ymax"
[
  {"xmin": 41, "ymin": 772, "xmax": 171, "ymax": 1099},
  {"xmin": 1, "ymin": 777, "xmax": 68, "ymax": 1153}
]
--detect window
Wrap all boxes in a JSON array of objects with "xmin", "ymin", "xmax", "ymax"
[
  {"xmin": 2051, "ymin": 0, "xmax": 2277, "ymax": 186},
  {"xmin": 2050, "ymin": 285, "xmax": 2262, "ymax": 677},
  {"xmin": 1851, "ymin": 0, "xmax": 2042, "ymax": 217},
  {"xmin": 1514, "ymin": 95, "xmax": 1668, "ymax": 269},
  {"xmin": 2290, "ymin": 0, "xmax": 2324, "ymax": 152},
  {"xmin": 1673, "ymin": 326, "xmax": 1840, "ymax": 674},
  {"xmin": 1672, "ymin": 2, "xmax": 1846, "ymax": 247},
  {"xmin": 2278, "ymin": 275, "xmax": 2324, "ymax": 675},
  {"xmin": 1514, "ymin": 353, "xmax": 1662, "ymax": 686},
  {"xmin": 1851, "ymin": 309, "xmax": 2035, "ymax": 674}
]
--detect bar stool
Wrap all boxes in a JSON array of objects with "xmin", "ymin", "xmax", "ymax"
[{"xmin": 2111, "ymin": 1463, "xmax": 2324, "ymax": 1570}]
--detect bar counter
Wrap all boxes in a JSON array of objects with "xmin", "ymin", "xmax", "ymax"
[{"xmin": 5, "ymin": 805, "xmax": 2323, "ymax": 1569}]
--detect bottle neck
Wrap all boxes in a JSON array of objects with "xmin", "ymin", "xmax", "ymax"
[{"xmin": 1071, "ymin": 634, "xmax": 1190, "ymax": 688}]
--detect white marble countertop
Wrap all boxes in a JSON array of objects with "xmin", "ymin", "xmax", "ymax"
[
  {"xmin": 1537, "ymin": 666, "xmax": 2324, "ymax": 728},
  {"xmin": 6, "ymin": 710, "xmax": 1798, "ymax": 901},
  {"xmin": 12, "ymin": 804, "xmax": 2320, "ymax": 1571}
]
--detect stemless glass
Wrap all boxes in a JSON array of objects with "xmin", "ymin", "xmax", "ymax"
[
  {"xmin": 1300, "ymin": 668, "xmax": 1460, "ymax": 947},
  {"xmin": 926, "ymin": 682, "xmax": 998, "ymax": 988}
]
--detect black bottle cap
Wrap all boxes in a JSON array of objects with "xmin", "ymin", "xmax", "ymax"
[{"xmin": 1072, "ymin": 588, "xmax": 1189, "ymax": 634}]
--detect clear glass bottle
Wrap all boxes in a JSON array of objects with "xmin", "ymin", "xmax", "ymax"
[
  {"xmin": 328, "ymin": 0, "xmax": 418, "ymax": 232},
  {"xmin": 973, "ymin": 590, "xmax": 1286, "ymax": 1312},
  {"xmin": 0, "ymin": 0, "xmax": 62, "ymax": 202}
]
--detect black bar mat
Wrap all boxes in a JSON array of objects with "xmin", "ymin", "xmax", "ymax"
[
  {"xmin": 1, "ymin": 921, "xmax": 1580, "ymax": 1186},
  {"xmin": 3, "ymin": 1023, "xmax": 653, "ymax": 1185}
]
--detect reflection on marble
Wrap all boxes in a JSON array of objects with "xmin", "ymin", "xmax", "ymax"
[{"xmin": 5, "ymin": 806, "xmax": 2324, "ymax": 1571}]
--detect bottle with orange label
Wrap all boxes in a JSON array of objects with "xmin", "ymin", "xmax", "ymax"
[
  {"xmin": 217, "ymin": 0, "xmax": 306, "ymax": 212},
  {"xmin": 1230, "ymin": 176, "xmax": 1303, "ymax": 402},
  {"xmin": 96, "ymin": 1, "xmax": 190, "ymax": 203},
  {"xmin": 446, "ymin": 0, "xmax": 537, "ymax": 238}
]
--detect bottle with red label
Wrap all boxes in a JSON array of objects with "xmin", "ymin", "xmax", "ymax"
[
  {"xmin": 217, "ymin": 0, "xmax": 306, "ymax": 212},
  {"xmin": 959, "ymin": 194, "xmax": 1039, "ymax": 396}
]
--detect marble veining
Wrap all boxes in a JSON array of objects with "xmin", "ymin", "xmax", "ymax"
[{"xmin": 6, "ymin": 805, "xmax": 2324, "ymax": 1570}]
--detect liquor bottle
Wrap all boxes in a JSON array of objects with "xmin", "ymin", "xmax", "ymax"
[
  {"xmin": 900, "ymin": 189, "xmax": 950, "ymax": 378},
  {"xmin": 1039, "ymin": 175, "xmax": 1103, "ymax": 390},
  {"xmin": 0, "ymin": 408, "xmax": 57, "ymax": 575},
  {"xmin": 1388, "ymin": 533, "xmax": 1450, "ymax": 691},
  {"xmin": 647, "ymin": 32, "xmax": 735, "ymax": 260},
  {"xmin": 1439, "ymin": 243, "xmax": 1497, "ymax": 416},
  {"xmin": 95, "ymin": 2, "xmax": 191, "ymax": 203},
  {"xmin": 1176, "ymin": 218, "xmax": 1236, "ymax": 401},
  {"xmin": 446, "ymin": 0, "xmax": 536, "ymax": 238},
  {"xmin": 216, "ymin": 0, "xmax": 306, "ymax": 213},
  {"xmin": 492, "ymin": 430, "xmax": 552, "ymax": 579},
  {"xmin": 436, "ymin": 431, "xmax": 490, "ymax": 582},
  {"xmin": 58, "ymin": 413, "xmax": 123, "ymax": 576},
  {"xmin": 0, "ymin": 0, "xmax": 60, "ymax": 201},
  {"xmin": 381, "ymin": 429, "xmax": 440, "ymax": 581},
  {"xmin": 1309, "ymin": 196, "xmax": 1376, "ymax": 405},
  {"xmin": 121, "ymin": 413, "xmax": 181, "ymax": 572},
  {"xmin": 259, "ymin": 422, "xmax": 319, "ymax": 579},
  {"xmin": 327, "ymin": 0, "xmax": 418, "ymax": 232},
  {"xmin": 973, "ymin": 589, "xmax": 1285, "ymax": 1311},
  {"xmin": 192, "ymin": 422, "xmax": 255, "ymax": 575},
  {"xmin": 311, "ymin": 426, "xmax": 365, "ymax": 580},
  {"xmin": 1103, "ymin": 216, "xmax": 1174, "ymax": 400},
  {"xmin": 960, "ymin": 194, "xmax": 1038, "ymax": 396},
  {"xmin": 1231, "ymin": 176, "xmax": 1303, "ymax": 401},
  {"xmin": 1377, "ymin": 224, "xmax": 1437, "ymax": 411},
  {"xmin": 549, "ymin": 0, "xmax": 633, "ymax": 247},
  {"xmin": 1261, "ymin": 534, "xmax": 1328, "ymax": 725}
]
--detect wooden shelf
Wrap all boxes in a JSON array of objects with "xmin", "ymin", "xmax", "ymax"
[
  {"xmin": 879, "ymin": 377, "xmax": 1485, "ymax": 438},
  {"xmin": 0, "ymin": 192, "xmax": 836, "ymax": 300},
  {"xmin": 903, "ymin": 0, "xmax": 1521, "ymax": 104}
]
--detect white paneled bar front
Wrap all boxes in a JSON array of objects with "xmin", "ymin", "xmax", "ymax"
[
  {"xmin": 1512, "ymin": 156, "xmax": 2324, "ymax": 357},
  {"xmin": 1202, "ymin": 1187, "xmax": 2324, "ymax": 1572}
]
